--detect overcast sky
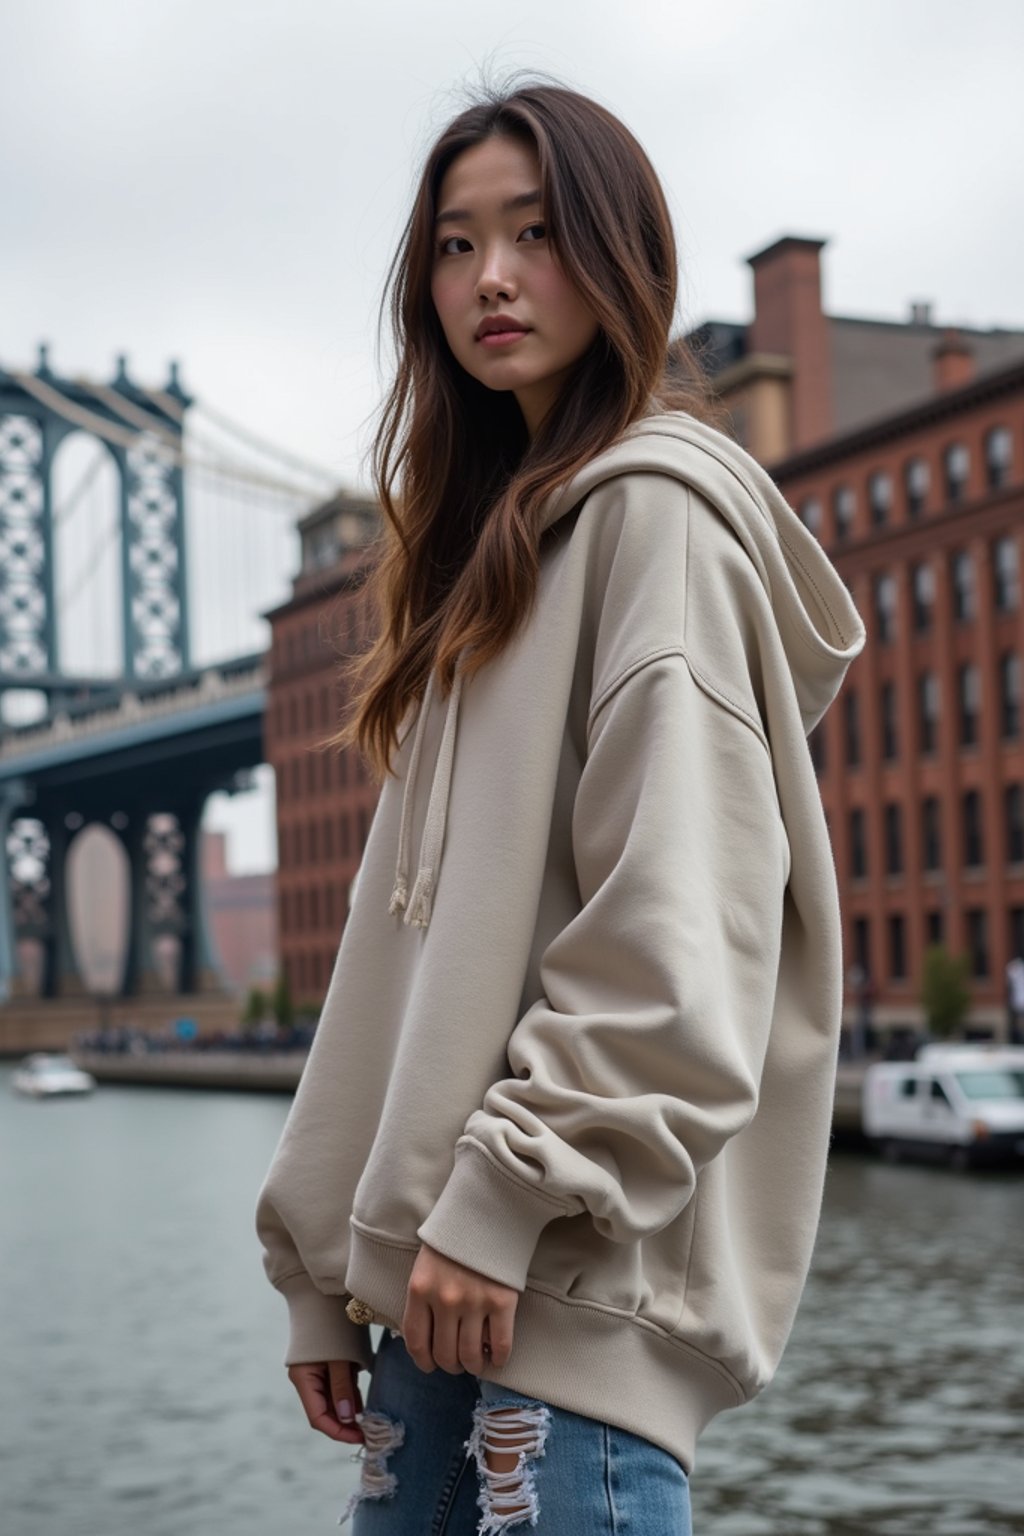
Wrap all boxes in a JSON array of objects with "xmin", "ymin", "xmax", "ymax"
[{"xmin": 3, "ymin": 0, "xmax": 1022, "ymax": 875}]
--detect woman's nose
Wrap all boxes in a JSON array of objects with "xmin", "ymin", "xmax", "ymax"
[{"xmin": 476, "ymin": 247, "xmax": 518, "ymax": 303}]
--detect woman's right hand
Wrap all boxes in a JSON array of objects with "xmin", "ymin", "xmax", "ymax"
[{"xmin": 287, "ymin": 1359, "xmax": 366, "ymax": 1445}]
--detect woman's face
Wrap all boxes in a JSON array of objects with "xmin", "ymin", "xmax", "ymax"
[{"xmin": 430, "ymin": 134, "xmax": 600, "ymax": 437}]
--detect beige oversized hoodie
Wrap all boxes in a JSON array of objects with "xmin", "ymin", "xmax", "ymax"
[{"xmin": 255, "ymin": 409, "xmax": 866, "ymax": 1472}]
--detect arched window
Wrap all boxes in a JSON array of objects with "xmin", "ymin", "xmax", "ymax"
[
  {"xmin": 868, "ymin": 471, "xmax": 893, "ymax": 527},
  {"xmin": 985, "ymin": 426, "xmax": 1013, "ymax": 490},
  {"xmin": 833, "ymin": 484, "xmax": 856, "ymax": 542},
  {"xmin": 904, "ymin": 456, "xmax": 930, "ymax": 519},
  {"xmin": 944, "ymin": 442, "xmax": 970, "ymax": 504},
  {"xmin": 800, "ymin": 496, "xmax": 822, "ymax": 536}
]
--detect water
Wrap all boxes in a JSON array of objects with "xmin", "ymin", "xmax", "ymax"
[{"xmin": 1, "ymin": 1065, "xmax": 1021, "ymax": 1536}]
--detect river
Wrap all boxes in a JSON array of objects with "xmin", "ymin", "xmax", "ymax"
[{"xmin": 1, "ymin": 1066, "xmax": 1021, "ymax": 1535}]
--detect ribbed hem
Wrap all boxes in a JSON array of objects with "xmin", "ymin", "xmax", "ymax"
[
  {"xmin": 277, "ymin": 1271, "xmax": 376, "ymax": 1372},
  {"xmin": 345, "ymin": 1225, "xmax": 744, "ymax": 1474},
  {"xmin": 415, "ymin": 1139, "xmax": 572, "ymax": 1290}
]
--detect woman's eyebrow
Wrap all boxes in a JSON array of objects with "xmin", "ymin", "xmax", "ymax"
[{"xmin": 435, "ymin": 189, "xmax": 541, "ymax": 228}]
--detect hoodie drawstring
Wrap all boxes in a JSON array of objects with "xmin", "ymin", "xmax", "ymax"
[{"xmin": 387, "ymin": 660, "xmax": 464, "ymax": 929}]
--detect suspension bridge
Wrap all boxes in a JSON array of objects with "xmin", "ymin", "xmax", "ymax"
[{"xmin": 0, "ymin": 344, "xmax": 343, "ymax": 1047}]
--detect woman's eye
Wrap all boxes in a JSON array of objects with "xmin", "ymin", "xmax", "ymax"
[
  {"xmin": 520, "ymin": 222, "xmax": 546, "ymax": 242},
  {"xmin": 438, "ymin": 235, "xmax": 471, "ymax": 256}
]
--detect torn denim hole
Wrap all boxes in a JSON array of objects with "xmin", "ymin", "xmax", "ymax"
[
  {"xmin": 337, "ymin": 1410, "xmax": 406, "ymax": 1528},
  {"xmin": 465, "ymin": 1399, "xmax": 552, "ymax": 1534}
]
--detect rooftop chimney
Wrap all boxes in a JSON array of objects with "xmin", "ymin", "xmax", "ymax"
[
  {"xmin": 746, "ymin": 235, "xmax": 832, "ymax": 450},
  {"xmin": 932, "ymin": 327, "xmax": 975, "ymax": 393},
  {"xmin": 909, "ymin": 301, "xmax": 934, "ymax": 326}
]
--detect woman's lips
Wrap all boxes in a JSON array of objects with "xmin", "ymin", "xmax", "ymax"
[{"xmin": 478, "ymin": 328, "xmax": 531, "ymax": 347}]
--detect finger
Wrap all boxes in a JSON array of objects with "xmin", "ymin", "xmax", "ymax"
[
  {"xmin": 457, "ymin": 1310, "xmax": 490, "ymax": 1375},
  {"xmin": 487, "ymin": 1308, "xmax": 516, "ymax": 1369},
  {"xmin": 431, "ymin": 1299, "xmax": 465, "ymax": 1375},
  {"xmin": 288, "ymin": 1363, "xmax": 362, "ymax": 1445},
  {"xmin": 402, "ymin": 1288, "xmax": 435, "ymax": 1373},
  {"xmin": 328, "ymin": 1360, "xmax": 365, "ymax": 1444}
]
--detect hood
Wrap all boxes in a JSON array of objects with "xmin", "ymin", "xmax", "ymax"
[{"xmin": 387, "ymin": 410, "xmax": 866, "ymax": 928}]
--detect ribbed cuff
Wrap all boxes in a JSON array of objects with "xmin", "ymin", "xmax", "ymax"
[
  {"xmin": 278, "ymin": 1271, "xmax": 376, "ymax": 1370},
  {"xmin": 416, "ymin": 1139, "xmax": 570, "ymax": 1291}
]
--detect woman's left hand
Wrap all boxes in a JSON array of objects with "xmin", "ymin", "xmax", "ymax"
[{"xmin": 403, "ymin": 1242, "xmax": 519, "ymax": 1375}]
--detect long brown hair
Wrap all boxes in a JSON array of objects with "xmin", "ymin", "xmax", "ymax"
[{"xmin": 334, "ymin": 75, "xmax": 724, "ymax": 779}]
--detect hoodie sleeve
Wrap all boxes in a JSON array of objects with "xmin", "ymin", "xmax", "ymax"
[
  {"xmin": 255, "ymin": 1182, "xmax": 377, "ymax": 1370},
  {"xmin": 417, "ymin": 648, "xmax": 790, "ymax": 1291}
]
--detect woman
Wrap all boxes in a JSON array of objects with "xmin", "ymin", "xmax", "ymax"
[{"xmin": 256, "ymin": 77, "xmax": 865, "ymax": 1534}]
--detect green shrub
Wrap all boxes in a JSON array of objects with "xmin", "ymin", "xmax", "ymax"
[{"xmin": 920, "ymin": 944, "xmax": 971, "ymax": 1040}]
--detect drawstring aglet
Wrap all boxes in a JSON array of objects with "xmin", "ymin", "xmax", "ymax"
[
  {"xmin": 388, "ymin": 877, "xmax": 408, "ymax": 916},
  {"xmin": 403, "ymin": 867, "xmax": 434, "ymax": 928}
]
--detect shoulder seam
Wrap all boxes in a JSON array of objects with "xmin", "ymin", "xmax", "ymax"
[{"xmin": 587, "ymin": 644, "xmax": 770, "ymax": 755}]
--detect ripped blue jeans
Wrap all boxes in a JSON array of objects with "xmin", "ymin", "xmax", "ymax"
[{"xmin": 342, "ymin": 1327, "xmax": 692, "ymax": 1535}]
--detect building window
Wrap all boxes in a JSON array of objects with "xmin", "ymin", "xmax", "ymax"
[
  {"xmin": 1006, "ymin": 784, "xmax": 1024, "ymax": 864},
  {"xmin": 904, "ymin": 456, "xmax": 930, "ymax": 519},
  {"xmin": 868, "ymin": 471, "xmax": 893, "ymax": 528},
  {"xmin": 952, "ymin": 550, "xmax": 975, "ymax": 621},
  {"xmin": 985, "ymin": 426, "xmax": 1013, "ymax": 490},
  {"xmin": 912, "ymin": 561, "xmax": 935, "ymax": 631},
  {"xmin": 288, "ymin": 696, "xmax": 299, "ymax": 735},
  {"xmin": 926, "ymin": 908, "xmax": 944, "ymax": 947},
  {"xmin": 295, "ymin": 889, "xmax": 306, "ymax": 930},
  {"xmin": 881, "ymin": 680, "xmax": 899, "ymax": 759},
  {"xmin": 944, "ymin": 442, "xmax": 970, "ymax": 504},
  {"xmin": 963, "ymin": 788, "xmax": 984, "ymax": 868},
  {"xmin": 326, "ymin": 882, "xmax": 336, "ymax": 928},
  {"xmin": 884, "ymin": 802, "xmax": 903, "ymax": 875},
  {"xmin": 833, "ymin": 485, "xmax": 856, "ymax": 543},
  {"xmin": 966, "ymin": 907, "xmax": 989, "ymax": 978},
  {"xmin": 993, "ymin": 536, "xmax": 1020, "ymax": 612},
  {"xmin": 918, "ymin": 672, "xmax": 939, "ymax": 755},
  {"xmin": 874, "ymin": 572, "xmax": 897, "ymax": 643},
  {"xmin": 800, "ymin": 496, "xmax": 822, "ymax": 536},
  {"xmin": 853, "ymin": 915, "xmax": 871, "ymax": 975},
  {"xmin": 1001, "ymin": 653, "xmax": 1021, "ymax": 739},
  {"xmin": 279, "ymin": 890, "xmax": 289, "ymax": 936},
  {"xmin": 844, "ymin": 689, "xmax": 861, "ymax": 767},
  {"xmin": 959, "ymin": 663, "xmax": 980, "ymax": 746},
  {"xmin": 850, "ymin": 806, "xmax": 867, "ymax": 877},
  {"xmin": 357, "ymin": 806, "xmax": 369, "ymax": 850},
  {"xmin": 338, "ymin": 750, "xmax": 349, "ymax": 788},
  {"xmin": 921, "ymin": 796, "xmax": 941, "ymax": 870},
  {"xmin": 1010, "ymin": 905, "xmax": 1024, "ymax": 961},
  {"xmin": 888, "ymin": 913, "xmax": 907, "ymax": 980},
  {"xmin": 304, "ymin": 691, "xmax": 314, "ymax": 733},
  {"xmin": 290, "ymin": 759, "xmax": 301, "ymax": 800},
  {"xmin": 323, "ymin": 817, "xmax": 334, "ymax": 860}
]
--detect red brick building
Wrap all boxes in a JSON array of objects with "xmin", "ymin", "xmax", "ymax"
[
  {"xmin": 688, "ymin": 234, "xmax": 1024, "ymax": 1038},
  {"xmin": 270, "ymin": 236, "xmax": 1024, "ymax": 1036},
  {"xmin": 202, "ymin": 830, "xmax": 277, "ymax": 994},
  {"xmin": 264, "ymin": 494, "xmax": 379, "ymax": 1006},
  {"xmin": 775, "ymin": 358, "xmax": 1024, "ymax": 1037}
]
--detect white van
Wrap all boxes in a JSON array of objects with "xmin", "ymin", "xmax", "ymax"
[{"xmin": 862, "ymin": 1045, "xmax": 1024, "ymax": 1169}]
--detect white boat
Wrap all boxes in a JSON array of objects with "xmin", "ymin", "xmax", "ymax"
[
  {"xmin": 862, "ymin": 1044, "xmax": 1024, "ymax": 1169},
  {"xmin": 11, "ymin": 1052, "xmax": 97, "ymax": 1098}
]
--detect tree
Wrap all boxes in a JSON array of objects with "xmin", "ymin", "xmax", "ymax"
[
  {"xmin": 920, "ymin": 944, "xmax": 971, "ymax": 1040},
  {"xmin": 272, "ymin": 972, "xmax": 294, "ymax": 1030},
  {"xmin": 242, "ymin": 987, "xmax": 267, "ymax": 1032}
]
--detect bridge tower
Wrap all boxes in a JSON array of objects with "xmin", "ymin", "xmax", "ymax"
[{"xmin": 0, "ymin": 347, "xmax": 227, "ymax": 1014}]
